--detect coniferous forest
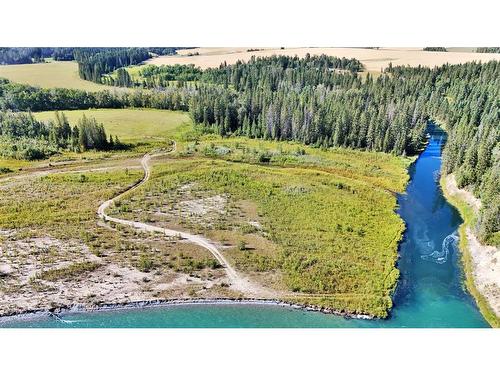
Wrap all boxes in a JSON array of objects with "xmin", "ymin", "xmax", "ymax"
[
  {"xmin": 74, "ymin": 47, "xmax": 180, "ymax": 84},
  {"xmin": 423, "ymin": 47, "xmax": 447, "ymax": 52},
  {"xmin": 476, "ymin": 47, "xmax": 500, "ymax": 53}
]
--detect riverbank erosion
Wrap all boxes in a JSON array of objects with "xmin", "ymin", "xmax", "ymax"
[{"xmin": 442, "ymin": 174, "xmax": 500, "ymax": 327}]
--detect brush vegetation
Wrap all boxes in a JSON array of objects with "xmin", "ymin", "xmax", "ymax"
[{"xmin": 113, "ymin": 137, "xmax": 411, "ymax": 317}]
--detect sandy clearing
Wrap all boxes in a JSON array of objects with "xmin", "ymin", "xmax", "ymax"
[
  {"xmin": 148, "ymin": 47, "xmax": 500, "ymax": 71},
  {"xmin": 445, "ymin": 174, "xmax": 499, "ymax": 317},
  {"xmin": 97, "ymin": 143, "xmax": 275, "ymax": 298},
  {"xmin": 178, "ymin": 195, "xmax": 227, "ymax": 216}
]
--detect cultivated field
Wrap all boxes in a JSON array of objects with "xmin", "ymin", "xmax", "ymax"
[
  {"xmin": 34, "ymin": 109, "xmax": 192, "ymax": 143},
  {"xmin": 147, "ymin": 47, "xmax": 500, "ymax": 72},
  {"xmin": 0, "ymin": 61, "xmax": 114, "ymax": 91}
]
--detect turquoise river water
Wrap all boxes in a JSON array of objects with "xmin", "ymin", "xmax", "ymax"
[{"xmin": 0, "ymin": 125, "xmax": 489, "ymax": 328}]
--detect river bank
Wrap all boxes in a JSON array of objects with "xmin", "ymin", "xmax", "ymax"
[
  {"xmin": 441, "ymin": 174, "xmax": 499, "ymax": 327},
  {"xmin": 0, "ymin": 297, "xmax": 374, "ymax": 325}
]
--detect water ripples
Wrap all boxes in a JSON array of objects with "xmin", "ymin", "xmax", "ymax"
[{"xmin": 421, "ymin": 231, "xmax": 459, "ymax": 264}]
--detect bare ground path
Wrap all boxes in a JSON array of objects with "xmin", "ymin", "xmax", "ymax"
[{"xmin": 97, "ymin": 142, "xmax": 275, "ymax": 298}]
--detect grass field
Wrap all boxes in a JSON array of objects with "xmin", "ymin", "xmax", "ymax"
[
  {"xmin": 147, "ymin": 47, "xmax": 500, "ymax": 73},
  {"xmin": 34, "ymin": 108, "xmax": 193, "ymax": 143},
  {"xmin": 0, "ymin": 61, "xmax": 113, "ymax": 91},
  {"xmin": 1, "ymin": 109, "xmax": 192, "ymax": 175},
  {"xmin": 110, "ymin": 137, "xmax": 411, "ymax": 316}
]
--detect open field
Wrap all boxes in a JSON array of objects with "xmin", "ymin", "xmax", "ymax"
[
  {"xmin": 34, "ymin": 108, "xmax": 192, "ymax": 143},
  {"xmin": 0, "ymin": 61, "xmax": 115, "ymax": 91},
  {"xmin": 0, "ymin": 129, "xmax": 411, "ymax": 317},
  {"xmin": 147, "ymin": 47, "xmax": 500, "ymax": 72},
  {"xmin": 0, "ymin": 161, "xmax": 238, "ymax": 315},
  {"xmin": 1, "ymin": 109, "xmax": 191, "ymax": 177},
  {"xmin": 176, "ymin": 47, "xmax": 275, "ymax": 56},
  {"xmin": 108, "ymin": 137, "xmax": 411, "ymax": 316}
]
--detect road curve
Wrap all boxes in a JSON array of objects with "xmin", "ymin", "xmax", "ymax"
[{"xmin": 97, "ymin": 142, "xmax": 271, "ymax": 297}]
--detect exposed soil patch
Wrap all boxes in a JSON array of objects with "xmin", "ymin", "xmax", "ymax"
[
  {"xmin": 152, "ymin": 183, "xmax": 230, "ymax": 229},
  {"xmin": 0, "ymin": 229, "xmax": 235, "ymax": 316}
]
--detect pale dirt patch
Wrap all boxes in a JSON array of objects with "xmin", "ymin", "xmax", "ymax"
[
  {"xmin": 0, "ymin": 234, "xmax": 99, "ymax": 284},
  {"xmin": 466, "ymin": 228, "xmax": 500, "ymax": 316},
  {"xmin": 444, "ymin": 174, "xmax": 499, "ymax": 317},
  {"xmin": 148, "ymin": 47, "xmax": 500, "ymax": 72},
  {"xmin": 0, "ymin": 229, "xmax": 233, "ymax": 315},
  {"xmin": 178, "ymin": 195, "xmax": 227, "ymax": 216},
  {"xmin": 153, "ymin": 182, "xmax": 229, "ymax": 228},
  {"xmin": 248, "ymin": 221, "xmax": 262, "ymax": 230}
]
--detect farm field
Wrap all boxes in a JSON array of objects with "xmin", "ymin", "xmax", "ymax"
[
  {"xmin": 147, "ymin": 47, "xmax": 500, "ymax": 72},
  {"xmin": 0, "ymin": 61, "xmax": 115, "ymax": 91}
]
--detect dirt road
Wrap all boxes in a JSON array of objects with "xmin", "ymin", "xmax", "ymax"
[{"xmin": 97, "ymin": 143, "xmax": 273, "ymax": 297}]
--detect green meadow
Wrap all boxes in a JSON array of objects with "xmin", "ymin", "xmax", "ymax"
[{"xmin": 34, "ymin": 108, "xmax": 192, "ymax": 143}]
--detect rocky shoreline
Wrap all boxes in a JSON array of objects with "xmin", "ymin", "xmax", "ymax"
[{"xmin": 0, "ymin": 297, "xmax": 375, "ymax": 325}]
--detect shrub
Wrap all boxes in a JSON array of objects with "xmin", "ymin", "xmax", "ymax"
[{"xmin": 137, "ymin": 253, "xmax": 154, "ymax": 272}]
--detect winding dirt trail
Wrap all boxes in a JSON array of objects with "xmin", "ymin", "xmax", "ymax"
[{"xmin": 97, "ymin": 142, "xmax": 273, "ymax": 298}]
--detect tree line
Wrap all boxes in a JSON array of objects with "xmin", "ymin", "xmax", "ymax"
[
  {"xmin": 423, "ymin": 47, "xmax": 447, "ymax": 52},
  {"xmin": 475, "ymin": 47, "xmax": 500, "ymax": 53},
  {"xmin": 0, "ymin": 111, "xmax": 124, "ymax": 160},
  {"xmin": 0, "ymin": 47, "xmax": 104, "ymax": 65},
  {"xmin": 0, "ymin": 48, "xmax": 45, "ymax": 64},
  {"xmin": 0, "ymin": 78, "xmax": 191, "ymax": 112},
  {"xmin": 75, "ymin": 48, "xmax": 181, "ymax": 84},
  {"xmin": 0, "ymin": 47, "xmax": 183, "ymax": 66},
  {"xmin": 112, "ymin": 55, "xmax": 362, "ymax": 88},
  {"xmin": 75, "ymin": 48, "xmax": 151, "ymax": 83}
]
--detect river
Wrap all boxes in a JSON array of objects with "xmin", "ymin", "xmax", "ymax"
[{"xmin": 0, "ymin": 124, "xmax": 489, "ymax": 328}]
